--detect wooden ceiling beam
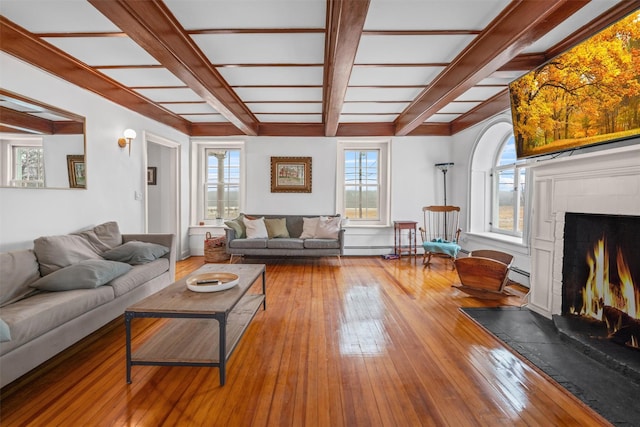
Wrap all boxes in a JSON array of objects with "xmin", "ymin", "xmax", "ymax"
[
  {"xmin": 0, "ymin": 17, "xmax": 192, "ymax": 135},
  {"xmin": 190, "ymin": 123, "xmax": 245, "ymax": 137},
  {"xmin": 337, "ymin": 122, "xmax": 395, "ymax": 136},
  {"xmin": 450, "ymin": 90, "xmax": 510, "ymax": 135},
  {"xmin": 547, "ymin": 1, "xmax": 640, "ymax": 59},
  {"xmin": 406, "ymin": 123, "xmax": 452, "ymax": 137},
  {"xmin": 500, "ymin": 2, "xmax": 640, "ymax": 73},
  {"xmin": 323, "ymin": 0, "xmax": 370, "ymax": 137},
  {"xmin": 89, "ymin": 0, "xmax": 259, "ymax": 136},
  {"xmin": 260, "ymin": 123, "xmax": 325, "ymax": 137},
  {"xmin": 394, "ymin": 0, "xmax": 589, "ymax": 136},
  {"xmin": 0, "ymin": 106, "xmax": 53, "ymax": 134}
]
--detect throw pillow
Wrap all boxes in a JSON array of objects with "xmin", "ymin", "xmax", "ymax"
[
  {"xmin": 316, "ymin": 216, "xmax": 341, "ymax": 239},
  {"xmin": 33, "ymin": 234, "xmax": 103, "ymax": 276},
  {"xmin": 75, "ymin": 221, "xmax": 122, "ymax": 252},
  {"xmin": 30, "ymin": 259, "xmax": 131, "ymax": 291},
  {"xmin": 102, "ymin": 241, "xmax": 170, "ymax": 265},
  {"xmin": 243, "ymin": 216, "xmax": 268, "ymax": 239},
  {"xmin": 224, "ymin": 215, "xmax": 246, "ymax": 239},
  {"xmin": 299, "ymin": 217, "xmax": 320, "ymax": 239},
  {"xmin": 0, "ymin": 319, "xmax": 11, "ymax": 342},
  {"xmin": 265, "ymin": 218, "xmax": 290, "ymax": 238},
  {"xmin": 0, "ymin": 249, "xmax": 41, "ymax": 307}
]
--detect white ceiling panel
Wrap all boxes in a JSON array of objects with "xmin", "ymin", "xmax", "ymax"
[
  {"xmin": 162, "ymin": 103, "xmax": 220, "ymax": 114},
  {"xmin": 480, "ymin": 71, "xmax": 526, "ymax": 86},
  {"xmin": 437, "ymin": 102, "xmax": 482, "ymax": 114},
  {"xmin": 341, "ymin": 102, "xmax": 409, "ymax": 114},
  {"xmin": 180, "ymin": 114, "xmax": 229, "ymax": 123},
  {"xmin": 345, "ymin": 87, "xmax": 423, "ymax": 102},
  {"xmin": 247, "ymin": 103, "xmax": 322, "ymax": 114},
  {"xmin": 339, "ymin": 115, "xmax": 398, "ymax": 123},
  {"xmin": 256, "ymin": 114, "xmax": 322, "ymax": 123},
  {"xmin": 44, "ymin": 37, "xmax": 160, "ymax": 66},
  {"xmin": 165, "ymin": 0, "xmax": 326, "ymax": 29},
  {"xmin": 348, "ymin": 66, "xmax": 445, "ymax": 86},
  {"xmin": 134, "ymin": 88, "xmax": 204, "ymax": 103},
  {"xmin": 192, "ymin": 34, "xmax": 325, "ymax": 64},
  {"xmin": 355, "ymin": 35, "xmax": 476, "ymax": 64},
  {"xmin": 217, "ymin": 66, "xmax": 323, "ymax": 86},
  {"xmin": 425, "ymin": 114, "xmax": 462, "ymax": 123},
  {"xmin": 454, "ymin": 86, "xmax": 506, "ymax": 102},
  {"xmin": 0, "ymin": 0, "xmax": 119, "ymax": 33},
  {"xmin": 235, "ymin": 87, "xmax": 322, "ymax": 102},
  {"xmin": 364, "ymin": 0, "xmax": 510, "ymax": 31},
  {"xmin": 100, "ymin": 68, "xmax": 186, "ymax": 88}
]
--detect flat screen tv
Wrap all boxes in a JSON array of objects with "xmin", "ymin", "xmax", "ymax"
[{"xmin": 509, "ymin": 10, "xmax": 640, "ymax": 159}]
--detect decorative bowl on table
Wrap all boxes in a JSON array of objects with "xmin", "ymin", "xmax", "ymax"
[{"xmin": 186, "ymin": 272, "xmax": 239, "ymax": 292}]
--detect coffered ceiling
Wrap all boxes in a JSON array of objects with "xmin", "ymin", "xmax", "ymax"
[{"xmin": 1, "ymin": 0, "xmax": 638, "ymax": 137}]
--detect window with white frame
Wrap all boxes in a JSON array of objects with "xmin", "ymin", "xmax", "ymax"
[
  {"xmin": 1, "ymin": 138, "xmax": 45, "ymax": 188},
  {"xmin": 491, "ymin": 134, "xmax": 526, "ymax": 237},
  {"xmin": 336, "ymin": 140, "xmax": 390, "ymax": 226},
  {"xmin": 193, "ymin": 142, "xmax": 244, "ymax": 223},
  {"xmin": 468, "ymin": 119, "xmax": 529, "ymax": 245}
]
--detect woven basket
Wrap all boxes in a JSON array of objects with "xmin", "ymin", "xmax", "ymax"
[{"xmin": 204, "ymin": 232, "xmax": 229, "ymax": 263}]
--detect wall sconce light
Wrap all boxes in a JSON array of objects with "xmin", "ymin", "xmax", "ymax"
[{"xmin": 117, "ymin": 129, "xmax": 137, "ymax": 156}]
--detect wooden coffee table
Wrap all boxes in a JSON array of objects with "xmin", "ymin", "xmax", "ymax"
[{"xmin": 124, "ymin": 263, "xmax": 266, "ymax": 385}]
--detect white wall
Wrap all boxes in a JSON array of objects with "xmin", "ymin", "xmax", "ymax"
[
  {"xmin": 244, "ymin": 137, "xmax": 338, "ymax": 215},
  {"xmin": 0, "ymin": 53, "xmax": 190, "ymax": 252},
  {"xmin": 189, "ymin": 135, "xmax": 452, "ymax": 255}
]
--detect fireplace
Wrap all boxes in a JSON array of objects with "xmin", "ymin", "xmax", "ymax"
[{"xmin": 562, "ymin": 213, "xmax": 640, "ymax": 350}]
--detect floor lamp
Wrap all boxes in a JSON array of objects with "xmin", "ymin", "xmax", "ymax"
[{"xmin": 435, "ymin": 162, "xmax": 454, "ymax": 205}]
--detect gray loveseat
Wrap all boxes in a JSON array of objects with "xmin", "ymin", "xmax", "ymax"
[
  {"xmin": 0, "ymin": 221, "xmax": 175, "ymax": 387},
  {"xmin": 224, "ymin": 214, "xmax": 344, "ymax": 262}
]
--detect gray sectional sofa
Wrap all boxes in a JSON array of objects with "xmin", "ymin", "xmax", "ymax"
[
  {"xmin": 224, "ymin": 214, "xmax": 344, "ymax": 261},
  {"xmin": 0, "ymin": 221, "xmax": 175, "ymax": 387}
]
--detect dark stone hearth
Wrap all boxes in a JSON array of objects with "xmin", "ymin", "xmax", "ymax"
[
  {"xmin": 462, "ymin": 306, "xmax": 640, "ymax": 427},
  {"xmin": 553, "ymin": 314, "xmax": 640, "ymax": 383}
]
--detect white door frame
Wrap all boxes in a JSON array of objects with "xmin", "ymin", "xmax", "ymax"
[{"xmin": 143, "ymin": 131, "xmax": 181, "ymax": 257}]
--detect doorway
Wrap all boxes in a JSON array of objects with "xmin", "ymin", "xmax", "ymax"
[{"xmin": 144, "ymin": 132, "xmax": 181, "ymax": 257}]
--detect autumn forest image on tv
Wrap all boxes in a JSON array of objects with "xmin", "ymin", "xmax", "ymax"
[{"xmin": 509, "ymin": 10, "xmax": 640, "ymax": 159}]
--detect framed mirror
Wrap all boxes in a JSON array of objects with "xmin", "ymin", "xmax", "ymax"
[{"xmin": 0, "ymin": 89, "xmax": 86, "ymax": 189}]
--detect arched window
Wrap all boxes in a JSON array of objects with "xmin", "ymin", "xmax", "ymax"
[
  {"xmin": 468, "ymin": 118, "xmax": 528, "ymax": 244},
  {"xmin": 491, "ymin": 134, "xmax": 526, "ymax": 237}
]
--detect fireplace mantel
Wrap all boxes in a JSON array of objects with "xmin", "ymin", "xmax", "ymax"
[{"xmin": 528, "ymin": 144, "xmax": 640, "ymax": 318}]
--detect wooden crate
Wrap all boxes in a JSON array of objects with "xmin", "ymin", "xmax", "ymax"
[{"xmin": 204, "ymin": 232, "xmax": 229, "ymax": 263}]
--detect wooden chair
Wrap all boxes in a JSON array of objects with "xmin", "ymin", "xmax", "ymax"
[
  {"xmin": 453, "ymin": 249, "xmax": 514, "ymax": 299},
  {"xmin": 419, "ymin": 206, "xmax": 461, "ymax": 269}
]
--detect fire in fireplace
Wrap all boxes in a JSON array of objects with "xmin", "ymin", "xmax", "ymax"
[{"xmin": 562, "ymin": 213, "xmax": 640, "ymax": 350}]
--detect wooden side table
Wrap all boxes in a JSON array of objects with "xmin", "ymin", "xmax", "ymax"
[{"xmin": 393, "ymin": 221, "xmax": 417, "ymax": 259}]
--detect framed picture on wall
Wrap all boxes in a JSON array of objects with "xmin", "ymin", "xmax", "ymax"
[
  {"xmin": 270, "ymin": 156, "xmax": 312, "ymax": 193},
  {"xmin": 66, "ymin": 155, "xmax": 86, "ymax": 188},
  {"xmin": 147, "ymin": 167, "xmax": 157, "ymax": 185}
]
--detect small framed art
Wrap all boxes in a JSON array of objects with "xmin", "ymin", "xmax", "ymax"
[
  {"xmin": 270, "ymin": 156, "xmax": 312, "ymax": 193},
  {"xmin": 66, "ymin": 155, "xmax": 86, "ymax": 188},
  {"xmin": 147, "ymin": 167, "xmax": 157, "ymax": 185}
]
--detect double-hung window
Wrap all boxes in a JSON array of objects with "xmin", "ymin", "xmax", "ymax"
[
  {"xmin": 337, "ymin": 140, "xmax": 390, "ymax": 226},
  {"xmin": 1, "ymin": 138, "xmax": 45, "ymax": 188},
  {"xmin": 492, "ymin": 135, "xmax": 526, "ymax": 237},
  {"xmin": 193, "ymin": 142, "xmax": 244, "ymax": 223}
]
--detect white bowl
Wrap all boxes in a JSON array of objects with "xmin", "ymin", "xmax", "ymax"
[{"xmin": 186, "ymin": 272, "xmax": 239, "ymax": 293}]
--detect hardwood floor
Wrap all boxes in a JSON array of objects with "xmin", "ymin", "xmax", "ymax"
[{"xmin": 1, "ymin": 256, "xmax": 611, "ymax": 426}]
